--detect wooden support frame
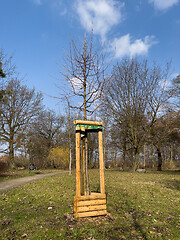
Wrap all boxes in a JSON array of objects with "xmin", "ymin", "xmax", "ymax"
[{"xmin": 74, "ymin": 120, "xmax": 107, "ymax": 218}]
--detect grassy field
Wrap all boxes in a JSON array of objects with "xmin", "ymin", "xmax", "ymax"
[{"xmin": 0, "ymin": 169, "xmax": 179, "ymax": 239}]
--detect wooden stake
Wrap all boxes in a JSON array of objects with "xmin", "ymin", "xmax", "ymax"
[
  {"xmin": 81, "ymin": 138, "xmax": 85, "ymax": 195},
  {"xmin": 99, "ymin": 130, "xmax": 105, "ymax": 194},
  {"xmin": 74, "ymin": 120, "xmax": 104, "ymax": 127},
  {"xmin": 76, "ymin": 127, "xmax": 81, "ymax": 196}
]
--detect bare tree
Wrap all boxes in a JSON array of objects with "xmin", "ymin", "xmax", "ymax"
[
  {"xmin": 27, "ymin": 109, "xmax": 64, "ymax": 168},
  {"xmin": 0, "ymin": 49, "xmax": 16, "ymax": 82},
  {"xmin": 0, "ymin": 78, "xmax": 43, "ymax": 166},
  {"xmin": 171, "ymin": 74, "xmax": 180, "ymax": 107},
  {"xmin": 58, "ymin": 31, "xmax": 108, "ymax": 194},
  {"xmin": 0, "ymin": 61, "xmax": 6, "ymax": 78},
  {"xmin": 0, "ymin": 49, "xmax": 16, "ymax": 103},
  {"xmin": 103, "ymin": 58, "xmax": 172, "ymax": 171},
  {"xmin": 150, "ymin": 109, "xmax": 180, "ymax": 170}
]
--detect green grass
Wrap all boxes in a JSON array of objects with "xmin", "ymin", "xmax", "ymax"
[{"xmin": 0, "ymin": 170, "xmax": 180, "ymax": 239}]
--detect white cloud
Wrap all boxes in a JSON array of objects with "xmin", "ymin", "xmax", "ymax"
[
  {"xmin": 70, "ymin": 77, "xmax": 83, "ymax": 92},
  {"xmin": 76, "ymin": 0, "xmax": 124, "ymax": 40},
  {"xmin": 111, "ymin": 34, "xmax": 157, "ymax": 58},
  {"xmin": 148, "ymin": 0, "xmax": 179, "ymax": 10}
]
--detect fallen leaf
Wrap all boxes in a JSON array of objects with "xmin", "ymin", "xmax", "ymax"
[{"xmin": 21, "ymin": 233, "xmax": 27, "ymax": 238}]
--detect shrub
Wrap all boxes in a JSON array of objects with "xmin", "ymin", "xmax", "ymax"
[
  {"xmin": 0, "ymin": 156, "xmax": 9, "ymax": 173},
  {"xmin": 47, "ymin": 146, "xmax": 69, "ymax": 169}
]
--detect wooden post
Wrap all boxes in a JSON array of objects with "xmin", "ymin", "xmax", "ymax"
[
  {"xmin": 81, "ymin": 138, "xmax": 85, "ymax": 195},
  {"xmin": 99, "ymin": 130, "xmax": 105, "ymax": 194},
  {"xmin": 76, "ymin": 127, "xmax": 81, "ymax": 196}
]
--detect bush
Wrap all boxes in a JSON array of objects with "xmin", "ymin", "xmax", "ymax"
[
  {"xmin": 0, "ymin": 156, "xmax": 9, "ymax": 173},
  {"xmin": 47, "ymin": 146, "xmax": 69, "ymax": 169}
]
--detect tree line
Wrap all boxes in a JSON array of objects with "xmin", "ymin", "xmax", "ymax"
[{"xmin": 0, "ymin": 32, "xmax": 179, "ymax": 172}]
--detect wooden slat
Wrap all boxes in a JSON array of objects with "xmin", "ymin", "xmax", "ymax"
[
  {"xmin": 76, "ymin": 129, "xmax": 81, "ymax": 196},
  {"xmin": 81, "ymin": 138, "xmax": 85, "ymax": 196},
  {"xmin": 74, "ymin": 199, "xmax": 106, "ymax": 207},
  {"xmin": 74, "ymin": 193, "xmax": 106, "ymax": 201},
  {"xmin": 74, "ymin": 120, "xmax": 104, "ymax": 127},
  {"xmin": 99, "ymin": 130, "xmax": 105, "ymax": 194},
  {"xmin": 75, "ymin": 210, "xmax": 107, "ymax": 218},
  {"xmin": 75, "ymin": 204, "xmax": 106, "ymax": 213}
]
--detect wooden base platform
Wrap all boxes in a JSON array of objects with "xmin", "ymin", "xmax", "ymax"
[{"xmin": 74, "ymin": 193, "xmax": 107, "ymax": 218}]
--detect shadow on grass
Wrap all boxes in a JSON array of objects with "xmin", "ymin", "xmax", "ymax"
[
  {"xmin": 106, "ymin": 169, "xmax": 180, "ymax": 175},
  {"xmin": 163, "ymin": 179, "xmax": 180, "ymax": 191},
  {"xmin": 108, "ymin": 189, "xmax": 149, "ymax": 240},
  {"xmin": 123, "ymin": 197, "xmax": 148, "ymax": 240},
  {"xmin": 146, "ymin": 170, "xmax": 180, "ymax": 175}
]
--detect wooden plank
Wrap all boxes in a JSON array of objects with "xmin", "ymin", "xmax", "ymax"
[
  {"xmin": 74, "ymin": 193, "xmax": 106, "ymax": 201},
  {"xmin": 99, "ymin": 130, "xmax": 105, "ymax": 194},
  {"xmin": 74, "ymin": 199, "xmax": 106, "ymax": 207},
  {"xmin": 76, "ymin": 129, "xmax": 81, "ymax": 196},
  {"xmin": 81, "ymin": 138, "xmax": 85, "ymax": 196},
  {"xmin": 74, "ymin": 120, "xmax": 104, "ymax": 127},
  {"xmin": 75, "ymin": 204, "xmax": 106, "ymax": 213},
  {"xmin": 74, "ymin": 210, "xmax": 107, "ymax": 218}
]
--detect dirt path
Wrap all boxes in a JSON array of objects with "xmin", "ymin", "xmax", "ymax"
[{"xmin": 0, "ymin": 171, "xmax": 69, "ymax": 193}]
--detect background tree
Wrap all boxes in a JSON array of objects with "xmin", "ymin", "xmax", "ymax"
[
  {"xmin": 27, "ymin": 109, "xmax": 64, "ymax": 168},
  {"xmin": 0, "ymin": 78, "xmax": 43, "ymax": 166},
  {"xmin": 0, "ymin": 50, "xmax": 16, "ymax": 104},
  {"xmin": 0, "ymin": 61, "xmax": 6, "ymax": 78},
  {"xmin": 171, "ymin": 74, "xmax": 180, "ymax": 107},
  {"xmin": 103, "ymin": 58, "xmax": 172, "ymax": 171}
]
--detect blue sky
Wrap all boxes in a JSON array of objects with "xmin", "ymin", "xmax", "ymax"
[{"xmin": 1, "ymin": 0, "xmax": 180, "ymax": 113}]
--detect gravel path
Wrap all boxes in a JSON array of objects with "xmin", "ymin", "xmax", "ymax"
[{"xmin": 0, "ymin": 171, "xmax": 69, "ymax": 193}]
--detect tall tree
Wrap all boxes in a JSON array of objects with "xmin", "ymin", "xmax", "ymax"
[
  {"xmin": 59, "ymin": 31, "xmax": 108, "ymax": 194},
  {"xmin": 0, "ymin": 79, "xmax": 43, "ymax": 165},
  {"xmin": 59, "ymin": 31, "xmax": 107, "ymax": 118},
  {"xmin": 103, "ymin": 58, "xmax": 172, "ymax": 171}
]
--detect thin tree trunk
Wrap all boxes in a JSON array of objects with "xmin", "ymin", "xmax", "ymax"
[
  {"xmin": 157, "ymin": 147, "xmax": 162, "ymax": 171},
  {"xmin": 85, "ymin": 136, "xmax": 90, "ymax": 195},
  {"xmin": 170, "ymin": 144, "xmax": 174, "ymax": 169},
  {"xmin": 143, "ymin": 144, "xmax": 146, "ymax": 169},
  {"xmin": 133, "ymin": 148, "xmax": 139, "ymax": 171},
  {"xmin": 68, "ymin": 106, "xmax": 72, "ymax": 175},
  {"xmin": 122, "ymin": 137, "xmax": 126, "ymax": 170},
  {"xmin": 9, "ymin": 140, "xmax": 14, "ymax": 167},
  {"xmin": 69, "ymin": 136, "xmax": 72, "ymax": 175}
]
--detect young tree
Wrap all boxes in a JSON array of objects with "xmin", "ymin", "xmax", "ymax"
[
  {"xmin": 0, "ymin": 78, "xmax": 43, "ymax": 165},
  {"xmin": 58, "ymin": 31, "xmax": 108, "ymax": 194},
  {"xmin": 103, "ymin": 58, "xmax": 172, "ymax": 171}
]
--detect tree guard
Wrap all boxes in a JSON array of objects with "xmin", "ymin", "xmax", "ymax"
[{"xmin": 74, "ymin": 120, "xmax": 107, "ymax": 218}]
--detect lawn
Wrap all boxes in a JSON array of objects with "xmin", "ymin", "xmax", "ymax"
[{"xmin": 0, "ymin": 170, "xmax": 179, "ymax": 239}]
